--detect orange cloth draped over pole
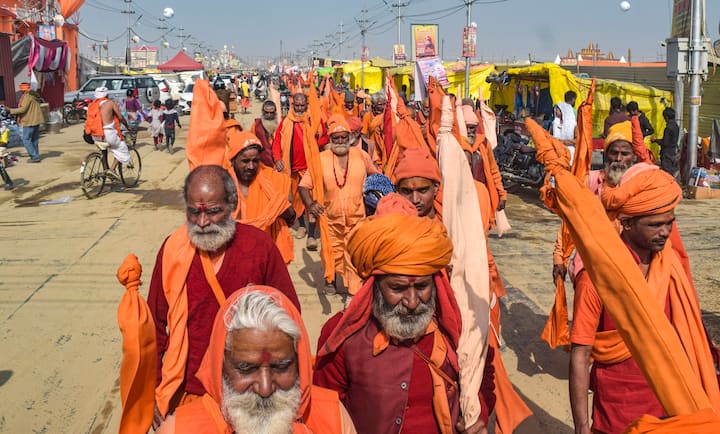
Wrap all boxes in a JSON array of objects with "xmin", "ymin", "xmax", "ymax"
[
  {"xmin": 185, "ymin": 79, "xmax": 228, "ymax": 171},
  {"xmin": 117, "ymin": 254, "xmax": 157, "ymax": 434},
  {"xmin": 302, "ymin": 72, "xmax": 335, "ymax": 284},
  {"xmin": 541, "ymin": 79, "xmax": 595, "ymax": 350},
  {"xmin": 526, "ymin": 118, "xmax": 720, "ymax": 424},
  {"xmin": 58, "ymin": 0, "xmax": 85, "ymax": 18}
]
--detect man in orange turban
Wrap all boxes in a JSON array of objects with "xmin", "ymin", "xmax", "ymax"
[
  {"xmin": 569, "ymin": 163, "xmax": 720, "ymax": 434},
  {"xmin": 146, "ymin": 165, "xmax": 299, "ymax": 424},
  {"xmin": 314, "ymin": 208, "xmax": 494, "ymax": 434},
  {"xmin": 156, "ymin": 287, "xmax": 356, "ymax": 433},
  {"xmin": 298, "ymin": 114, "xmax": 379, "ymax": 295},
  {"xmin": 226, "ymin": 125, "xmax": 296, "ymax": 263}
]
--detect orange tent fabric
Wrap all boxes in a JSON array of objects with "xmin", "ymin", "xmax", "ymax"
[
  {"xmin": 527, "ymin": 117, "xmax": 720, "ymax": 420},
  {"xmin": 541, "ymin": 79, "xmax": 595, "ymax": 350},
  {"xmin": 186, "ymin": 79, "xmax": 227, "ymax": 170},
  {"xmin": 225, "ymin": 126, "xmax": 294, "ymax": 263},
  {"xmin": 117, "ymin": 253, "xmax": 157, "ymax": 434},
  {"xmin": 59, "ymin": 0, "xmax": 84, "ymax": 18}
]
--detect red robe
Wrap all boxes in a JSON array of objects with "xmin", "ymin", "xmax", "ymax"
[{"xmin": 147, "ymin": 223, "xmax": 298, "ymax": 397}]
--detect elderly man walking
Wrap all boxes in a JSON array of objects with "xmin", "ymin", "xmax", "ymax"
[
  {"xmin": 314, "ymin": 205, "xmax": 494, "ymax": 434},
  {"xmin": 299, "ymin": 114, "xmax": 379, "ymax": 295},
  {"xmin": 156, "ymin": 287, "xmax": 356, "ymax": 434},
  {"xmin": 147, "ymin": 165, "xmax": 299, "ymax": 425}
]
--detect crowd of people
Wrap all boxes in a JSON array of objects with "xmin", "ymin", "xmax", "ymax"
[{"xmin": 110, "ymin": 71, "xmax": 720, "ymax": 434}]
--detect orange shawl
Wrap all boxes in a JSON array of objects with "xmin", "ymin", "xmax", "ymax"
[
  {"xmin": 541, "ymin": 79, "xmax": 595, "ymax": 350},
  {"xmin": 187, "ymin": 286, "xmax": 343, "ymax": 434},
  {"xmin": 527, "ymin": 117, "xmax": 720, "ymax": 421},
  {"xmin": 226, "ymin": 127, "xmax": 294, "ymax": 263},
  {"xmin": 117, "ymin": 254, "xmax": 156, "ymax": 434}
]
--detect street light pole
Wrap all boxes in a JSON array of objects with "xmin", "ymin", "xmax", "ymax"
[{"xmin": 685, "ymin": 0, "xmax": 704, "ymax": 176}]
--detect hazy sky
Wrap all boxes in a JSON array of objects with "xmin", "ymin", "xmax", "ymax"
[{"xmin": 76, "ymin": 0, "xmax": 720, "ymax": 65}]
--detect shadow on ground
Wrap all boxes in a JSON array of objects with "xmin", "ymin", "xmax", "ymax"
[{"xmin": 500, "ymin": 300, "xmax": 570, "ymax": 380}]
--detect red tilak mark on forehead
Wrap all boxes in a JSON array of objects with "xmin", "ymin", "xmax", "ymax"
[
  {"xmin": 196, "ymin": 203, "xmax": 208, "ymax": 212},
  {"xmin": 407, "ymin": 277, "xmax": 417, "ymax": 284},
  {"xmin": 261, "ymin": 351, "xmax": 272, "ymax": 363}
]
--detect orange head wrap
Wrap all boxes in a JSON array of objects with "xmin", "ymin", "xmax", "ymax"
[
  {"xmin": 600, "ymin": 162, "xmax": 682, "ymax": 218},
  {"xmin": 327, "ymin": 114, "xmax": 350, "ymax": 135},
  {"xmin": 462, "ymin": 105, "xmax": 479, "ymax": 126},
  {"xmin": 196, "ymin": 286, "xmax": 315, "ymax": 427},
  {"xmin": 348, "ymin": 213, "xmax": 452, "ymax": 279},
  {"xmin": 374, "ymin": 192, "xmax": 419, "ymax": 217},
  {"xmin": 393, "ymin": 147, "xmax": 442, "ymax": 184},
  {"xmin": 226, "ymin": 127, "xmax": 262, "ymax": 161},
  {"xmin": 347, "ymin": 116, "xmax": 363, "ymax": 132},
  {"xmin": 19, "ymin": 83, "xmax": 31, "ymax": 91},
  {"xmin": 604, "ymin": 120, "xmax": 632, "ymax": 150}
]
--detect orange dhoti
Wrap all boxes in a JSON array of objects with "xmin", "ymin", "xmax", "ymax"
[{"xmin": 300, "ymin": 147, "xmax": 378, "ymax": 293}]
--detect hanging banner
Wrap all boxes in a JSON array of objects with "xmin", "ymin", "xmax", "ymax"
[
  {"xmin": 462, "ymin": 26, "xmax": 477, "ymax": 58},
  {"xmin": 361, "ymin": 46, "xmax": 369, "ymax": 62},
  {"xmin": 38, "ymin": 25, "xmax": 56, "ymax": 41},
  {"xmin": 411, "ymin": 24, "xmax": 439, "ymax": 60},
  {"xmin": 393, "ymin": 44, "xmax": 406, "ymax": 65},
  {"xmin": 415, "ymin": 56, "xmax": 449, "ymax": 87},
  {"xmin": 671, "ymin": 0, "xmax": 705, "ymax": 38}
]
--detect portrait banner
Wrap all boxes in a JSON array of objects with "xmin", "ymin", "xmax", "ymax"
[{"xmin": 412, "ymin": 24, "xmax": 439, "ymax": 60}]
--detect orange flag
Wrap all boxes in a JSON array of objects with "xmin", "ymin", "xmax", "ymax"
[
  {"xmin": 540, "ymin": 79, "xmax": 595, "ymax": 350},
  {"xmin": 117, "ymin": 254, "xmax": 156, "ymax": 434},
  {"xmin": 185, "ymin": 79, "xmax": 227, "ymax": 170}
]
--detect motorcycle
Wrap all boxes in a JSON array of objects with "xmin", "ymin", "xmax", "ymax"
[
  {"xmin": 63, "ymin": 98, "xmax": 91, "ymax": 125},
  {"xmin": 493, "ymin": 130, "xmax": 545, "ymax": 189},
  {"xmin": 279, "ymin": 88, "xmax": 291, "ymax": 116}
]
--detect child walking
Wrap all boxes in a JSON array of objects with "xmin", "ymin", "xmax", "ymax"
[
  {"xmin": 163, "ymin": 100, "xmax": 181, "ymax": 153},
  {"xmin": 148, "ymin": 100, "xmax": 165, "ymax": 149}
]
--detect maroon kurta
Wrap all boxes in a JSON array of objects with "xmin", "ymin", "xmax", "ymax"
[
  {"xmin": 314, "ymin": 313, "xmax": 461, "ymax": 434},
  {"xmin": 252, "ymin": 118, "xmax": 276, "ymax": 167},
  {"xmin": 147, "ymin": 223, "xmax": 298, "ymax": 396}
]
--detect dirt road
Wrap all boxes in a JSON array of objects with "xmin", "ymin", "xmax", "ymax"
[{"xmin": 0, "ymin": 104, "xmax": 717, "ymax": 433}]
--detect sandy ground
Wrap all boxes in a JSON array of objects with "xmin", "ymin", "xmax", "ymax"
[{"xmin": 0, "ymin": 102, "xmax": 717, "ymax": 434}]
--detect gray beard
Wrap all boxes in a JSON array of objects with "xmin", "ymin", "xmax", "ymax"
[
  {"xmin": 187, "ymin": 215, "xmax": 236, "ymax": 252},
  {"xmin": 222, "ymin": 378, "xmax": 300, "ymax": 434},
  {"xmin": 372, "ymin": 285, "xmax": 436, "ymax": 341},
  {"xmin": 605, "ymin": 161, "xmax": 631, "ymax": 187},
  {"xmin": 261, "ymin": 117, "xmax": 279, "ymax": 137}
]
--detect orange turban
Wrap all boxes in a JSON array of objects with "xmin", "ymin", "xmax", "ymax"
[
  {"xmin": 347, "ymin": 116, "xmax": 362, "ymax": 132},
  {"xmin": 348, "ymin": 213, "xmax": 452, "ymax": 279},
  {"xmin": 604, "ymin": 120, "xmax": 632, "ymax": 150},
  {"xmin": 462, "ymin": 105, "xmax": 479, "ymax": 126},
  {"xmin": 394, "ymin": 147, "xmax": 442, "ymax": 184},
  {"xmin": 226, "ymin": 127, "xmax": 262, "ymax": 161},
  {"xmin": 374, "ymin": 192, "xmax": 418, "ymax": 217},
  {"xmin": 19, "ymin": 83, "xmax": 31, "ymax": 91},
  {"xmin": 600, "ymin": 163, "xmax": 682, "ymax": 218},
  {"xmin": 327, "ymin": 114, "xmax": 350, "ymax": 135}
]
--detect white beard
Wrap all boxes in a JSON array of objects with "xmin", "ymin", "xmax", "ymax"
[
  {"xmin": 187, "ymin": 215, "xmax": 236, "ymax": 252},
  {"xmin": 261, "ymin": 117, "xmax": 279, "ymax": 137},
  {"xmin": 604, "ymin": 161, "xmax": 632, "ymax": 187},
  {"xmin": 222, "ymin": 378, "xmax": 301, "ymax": 434},
  {"xmin": 372, "ymin": 286, "xmax": 436, "ymax": 341}
]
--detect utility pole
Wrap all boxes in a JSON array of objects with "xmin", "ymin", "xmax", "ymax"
[
  {"xmin": 338, "ymin": 21, "xmax": 345, "ymax": 59},
  {"xmin": 122, "ymin": 0, "xmax": 134, "ymax": 66},
  {"xmin": 356, "ymin": 8, "xmax": 370, "ymax": 89},
  {"xmin": 464, "ymin": 0, "xmax": 473, "ymax": 98},
  {"xmin": 385, "ymin": 0, "xmax": 409, "ymax": 64},
  {"xmin": 686, "ymin": 0, "xmax": 705, "ymax": 178}
]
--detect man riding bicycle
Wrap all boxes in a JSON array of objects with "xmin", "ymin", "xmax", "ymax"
[{"xmin": 84, "ymin": 87, "xmax": 134, "ymax": 177}]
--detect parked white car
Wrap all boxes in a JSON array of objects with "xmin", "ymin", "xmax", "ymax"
[{"xmin": 178, "ymin": 82, "xmax": 194, "ymax": 114}]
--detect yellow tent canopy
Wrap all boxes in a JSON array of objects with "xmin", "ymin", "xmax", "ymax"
[{"xmin": 334, "ymin": 60, "xmax": 384, "ymax": 93}]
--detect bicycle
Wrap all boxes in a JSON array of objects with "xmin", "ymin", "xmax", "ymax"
[{"xmin": 80, "ymin": 139, "xmax": 142, "ymax": 199}]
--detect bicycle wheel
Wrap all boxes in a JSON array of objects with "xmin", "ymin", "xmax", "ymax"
[
  {"xmin": 80, "ymin": 152, "xmax": 106, "ymax": 199},
  {"xmin": 119, "ymin": 147, "xmax": 142, "ymax": 188}
]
